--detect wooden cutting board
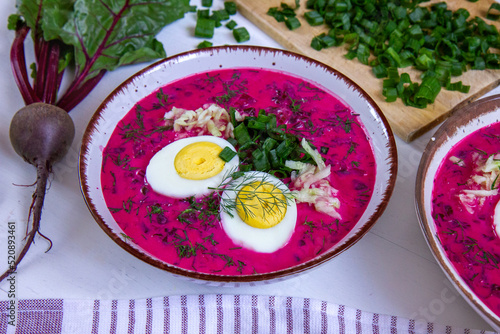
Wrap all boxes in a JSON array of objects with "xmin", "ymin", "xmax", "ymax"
[{"xmin": 234, "ymin": 0, "xmax": 500, "ymax": 142}]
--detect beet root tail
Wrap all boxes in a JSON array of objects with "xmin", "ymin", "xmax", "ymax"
[{"xmin": 0, "ymin": 161, "xmax": 51, "ymax": 282}]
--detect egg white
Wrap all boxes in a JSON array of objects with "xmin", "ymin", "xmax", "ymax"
[
  {"xmin": 145, "ymin": 135, "xmax": 239, "ymax": 198},
  {"xmin": 220, "ymin": 171, "xmax": 298, "ymax": 253},
  {"xmin": 493, "ymin": 199, "xmax": 500, "ymax": 237}
]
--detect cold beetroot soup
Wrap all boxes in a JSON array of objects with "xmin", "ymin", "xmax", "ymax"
[
  {"xmin": 431, "ymin": 121, "xmax": 500, "ymax": 316},
  {"xmin": 100, "ymin": 68, "xmax": 377, "ymax": 275}
]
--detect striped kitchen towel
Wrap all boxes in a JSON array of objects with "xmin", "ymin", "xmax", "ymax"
[{"xmin": 0, "ymin": 294, "xmax": 495, "ymax": 334}]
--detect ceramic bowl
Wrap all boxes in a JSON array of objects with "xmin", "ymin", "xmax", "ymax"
[
  {"xmin": 79, "ymin": 46, "xmax": 397, "ymax": 284},
  {"xmin": 415, "ymin": 94, "xmax": 500, "ymax": 331}
]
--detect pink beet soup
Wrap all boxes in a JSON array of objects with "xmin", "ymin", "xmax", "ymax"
[
  {"xmin": 101, "ymin": 68, "xmax": 376, "ymax": 275},
  {"xmin": 432, "ymin": 121, "xmax": 500, "ymax": 316}
]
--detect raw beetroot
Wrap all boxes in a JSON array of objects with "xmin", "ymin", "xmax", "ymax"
[{"xmin": 1, "ymin": 103, "xmax": 75, "ymax": 281}]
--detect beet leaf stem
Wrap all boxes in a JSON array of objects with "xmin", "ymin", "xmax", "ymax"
[
  {"xmin": 43, "ymin": 41, "xmax": 62, "ymax": 104},
  {"xmin": 11, "ymin": 25, "xmax": 39, "ymax": 105},
  {"xmin": 57, "ymin": 70, "xmax": 105, "ymax": 112},
  {"xmin": 34, "ymin": 38, "xmax": 49, "ymax": 101}
]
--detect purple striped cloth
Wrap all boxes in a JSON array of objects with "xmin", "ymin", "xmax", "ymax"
[{"xmin": 0, "ymin": 295, "xmax": 494, "ymax": 333}]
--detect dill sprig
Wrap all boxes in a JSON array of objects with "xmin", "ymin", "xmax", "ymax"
[{"xmin": 210, "ymin": 169, "xmax": 295, "ymax": 222}]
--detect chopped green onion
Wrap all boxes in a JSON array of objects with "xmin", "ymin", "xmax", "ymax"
[
  {"xmin": 487, "ymin": 3, "xmax": 500, "ymax": 21},
  {"xmin": 252, "ymin": 149, "xmax": 270, "ymax": 171},
  {"xmin": 212, "ymin": 9, "xmax": 230, "ymax": 22},
  {"xmin": 195, "ymin": 18, "xmax": 215, "ymax": 38},
  {"xmin": 224, "ymin": 1, "xmax": 237, "ymax": 15},
  {"xmin": 446, "ymin": 81, "xmax": 470, "ymax": 93},
  {"xmin": 234, "ymin": 123, "xmax": 251, "ymax": 146},
  {"xmin": 197, "ymin": 40, "xmax": 213, "ymax": 49},
  {"xmin": 268, "ymin": 3, "xmax": 297, "ymax": 22},
  {"xmin": 233, "ymin": 27, "xmax": 250, "ymax": 43},
  {"xmin": 267, "ymin": 7, "xmax": 286, "ymax": 22},
  {"xmin": 257, "ymin": 113, "xmax": 272, "ymax": 124},
  {"xmin": 239, "ymin": 164, "xmax": 252, "ymax": 172},
  {"xmin": 266, "ymin": 114, "xmax": 277, "ymax": 130},
  {"xmin": 227, "ymin": 137, "xmax": 238, "ymax": 148},
  {"xmin": 372, "ymin": 64, "xmax": 388, "ymax": 78},
  {"xmin": 304, "ymin": 10, "xmax": 324, "ymax": 26},
  {"xmin": 276, "ymin": 139, "xmax": 296, "ymax": 159},
  {"xmin": 319, "ymin": 34, "xmax": 338, "ymax": 47},
  {"xmin": 197, "ymin": 9, "xmax": 210, "ymax": 19},
  {"xmin": 202, "ymin": 0, "xmax": 212, "ymax": 7},
  {"xmin": 414, "ymin": 76, "xmax": 441, "ymax": 107},
  {"xmin": 383, "ymin": 87, "xmax": 398, "ymax": 102},
  {"xmin": 219, "ymin": 147, "xmax": 237, "ymax": 162},
  {"xmin": 285, "ymin": 16, "xmax": 301, "ymax": 30},
  {"xmin": 262, "ymin": 137, "xmax": 279, "ymax": 153},
  {"xmin": 268, "ymin": 149, "xmax": 281, "ymax": 168},
  {"xmin": 247, "ymin": 119, "xmax": 267, "ymax": 131},
  {"xmin": 228, "ymin": 107, "xmax": 238, "ymax": 126},
  {"xmin": 356, "ymin": 43, "xmax": 370, "ymax": 65},
  {"xmin": 311, "ymin": 36, "xmax": 324, "ymax": 50},
  {"xmin": 226, "ymin": 20, "xmax": 237, "ymax": 30},
  {"xmin": 486, "ymin": 53, "xmax": 500, "ymax": 69},
  {"xmin": 473, "ymin": 56, "xmax": 486, "ymax": 70}
]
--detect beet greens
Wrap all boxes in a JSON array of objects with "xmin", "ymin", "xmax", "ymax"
[{"xmin": 2, "ymin": 0, "xmax": 191, "ymax": 282}]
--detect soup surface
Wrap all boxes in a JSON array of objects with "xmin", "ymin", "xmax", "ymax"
[
  {"xmin": 432, "ymin": 121, "xmax": 500, "ymax": 315},
  {"xmin": 101, "ymin": 68, "xmax": 376, "ymax": 275}
]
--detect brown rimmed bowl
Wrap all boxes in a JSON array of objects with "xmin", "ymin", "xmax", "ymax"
[
  {"xmin": 79, "ymin": 46, "xmax": 397, "ymax": 285},
  {"xmin": 416, "ymin": 94, "xmax": 500, "ymax": 331}
]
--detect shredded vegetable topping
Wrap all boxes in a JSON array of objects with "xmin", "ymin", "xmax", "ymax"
[
  {"xmin": 455, "ymin": 153, "xmax": 500, "ymax": 213},
  {"xmin": 165, "ymin": 104, "xmax": 241, "ymax": 138},
  {"xmin": 287, "ymin": 139, "xmax": 341, "ymax": 219}
]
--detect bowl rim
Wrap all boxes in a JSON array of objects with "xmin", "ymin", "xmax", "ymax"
[
  {"xmin": 415, "ymin": 94, "xmax": 500, "ymax": 329},
  {"xmin": 79, "ymin": 45, "xmax": 398, "ymax": 283}
]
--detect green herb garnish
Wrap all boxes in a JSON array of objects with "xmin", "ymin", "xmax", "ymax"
[{"xmin": 210, "ymin": 170, "xmax": 294, "ymax": 222}]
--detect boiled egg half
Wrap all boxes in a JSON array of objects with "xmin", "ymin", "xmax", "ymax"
[
  {"xmin": 146, "ymin": 136, "xmax": 239, "ymax": 198},
  {"xmin": 220, "ymin": 171, "xmax": 297, "ymax": 253}
]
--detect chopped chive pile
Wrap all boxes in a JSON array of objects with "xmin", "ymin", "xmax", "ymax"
[{"xmin": 268, "ymin": 0, "xmax": 500, "ymax": 109}]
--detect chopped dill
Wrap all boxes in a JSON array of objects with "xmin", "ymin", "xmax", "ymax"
[
  {"xmin": 122, "ymin": 197, "xmax": 134, "ymax": 213},
  {"xmin": 202, "ymin": 233, "xmax": 219, "ymax": 246},
  {"xmin": 155, "ymin": 88, "xmax": 170, "ymax": 107},
  {"xmin": 210, "ymin": 169, "xmax": 294, "ymax": 222},
  {"xmin": 177, "ymin": 195, "xmax": 220, "ymax": 226},
  {"xmin": 303, "ymin": 219, "xmax": 317, "ymax": 233},
  {"xmin": 146, "ymin": 205, "xmax": 165, "ymax": 223},
  {"xmin": 120, "ymin": 233, "xmax": 134, "ymax": 243},
  {"xmin": 110, "ymin": 153, "xmax": 131, "ymax": 168}
]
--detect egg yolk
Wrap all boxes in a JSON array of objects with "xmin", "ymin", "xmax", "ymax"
[
  {"xmin": 236, "ymin": 181, "xmax": 287, "ymax": 228},
  {"xmin": 174, "ymin": 141, "xmax": 225, "ymax": 180}
]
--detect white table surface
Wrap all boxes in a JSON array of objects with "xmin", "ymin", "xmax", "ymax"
[{"xmin": 0, "ymin": 0, "xmax": 497, "ymax": 331}]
